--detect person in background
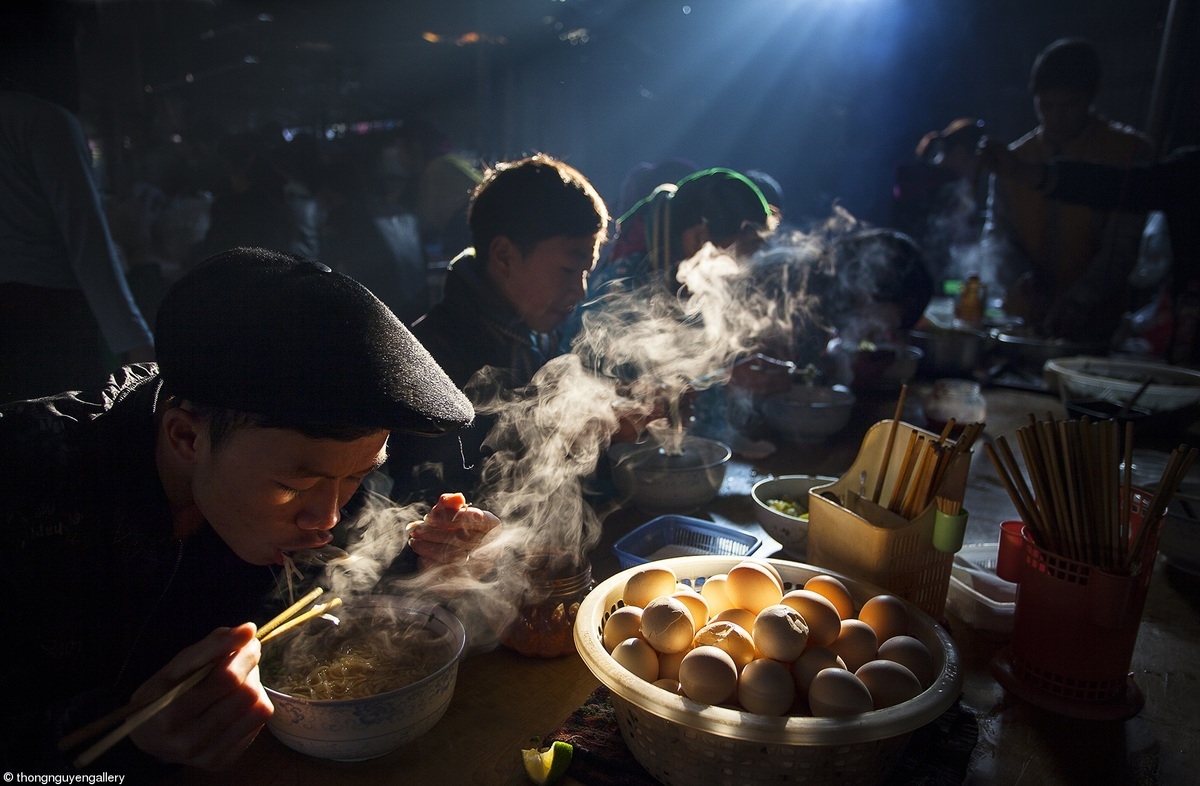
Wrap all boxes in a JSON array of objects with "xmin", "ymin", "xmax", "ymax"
[
  {"xmin": 577, "ymin": 169, "xmax": 778, "ymax": 450},
  {"xmin": 749, "ymin": 228, "xmax": 934, "ymax": 380},
  {"xmin": 395, "ymin": 153, "xmax": 610, "ymax": 500},
  {"xmin": 981, "ymin": 37, "xmax": 1153, "ymax": 342},
  {"xmin": 589, "ymin": 167, "xmax": 777, "ymax": 301},
  {"xmin": 191, "ymin": 131, "xmax": 303, "ymax": 262},
  {"xmin": 416, "ymin": 152, "xmax": 484, "ymax": 264},
  {"xmin": 979, "ymin": 140, "xmax": 1200, "ymax": 363},
  {"xmin": 613, "ymin": 157, "xmax": 699, "ymax": 218},
  {"xmin": 318, "ymin": 147, "xmax": 428, "ymax": 325},
  {"xmin": 0, "ymin": 247, "xmax": 496, "ymax": 776},
  {"xmin": 891, "ymin": 117, "xmax": 988, "ymax": 284},
  {"xmin": 0, "ymin": 0, "xmax": 154, "ymax": 402}
]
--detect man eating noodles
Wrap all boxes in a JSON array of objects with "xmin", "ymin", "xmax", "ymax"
[{"xmin": 0, "ymin": 247, "xmax": 498, "ymax": 776}]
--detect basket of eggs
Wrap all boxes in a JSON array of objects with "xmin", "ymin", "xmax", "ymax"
[{"xmin": 573, "ymin": 556, "xmax": 962, "ymax": 786}]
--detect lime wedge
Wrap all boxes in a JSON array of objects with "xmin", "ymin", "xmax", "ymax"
[{"xmin": 521, "ymin": 739, "xmax": 573, "ymax": 785}]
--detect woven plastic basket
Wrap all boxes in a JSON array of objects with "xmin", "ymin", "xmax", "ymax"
[
  {"xmin": 574, "ymin": 556, "xmax": 962, "ymax": 786},
  {"xmin": 612, "ymin": 515, "xmax": 781, "ymax": 570}
]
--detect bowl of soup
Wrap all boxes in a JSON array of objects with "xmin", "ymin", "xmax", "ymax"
[
  {"xmin": 608, "ymin": 434, "xmax": 732, "ymax": 512},
  {"xmin": 261, "ymin": 595, "xmax": 466, "ymax": 761}
]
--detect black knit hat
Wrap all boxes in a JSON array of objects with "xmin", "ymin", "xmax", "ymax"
[{"xmin": 155, "ymin": 247, "xmax": 474, "ymax": 435}]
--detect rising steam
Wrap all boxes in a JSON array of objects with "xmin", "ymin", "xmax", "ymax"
[{"xmin": 297, "ymin": 222, "xmax": 893, "ymax": 654}]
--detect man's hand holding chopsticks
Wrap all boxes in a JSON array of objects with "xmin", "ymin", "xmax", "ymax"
[{"xmin": 128, "ymin": 623, "xmax": 273, "ymax": 770}]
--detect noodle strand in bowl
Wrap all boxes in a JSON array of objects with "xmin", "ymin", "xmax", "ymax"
[{"xmin": 264, "ymin": 609, "xmax": 452, "ymax": 701}]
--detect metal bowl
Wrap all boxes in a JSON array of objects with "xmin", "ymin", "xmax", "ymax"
[
  {"xmin": 907, "ymin": 328, "xmax": 992, "ymax": 378},
  {"xmin": 608, "ymin": 435, "xmax": 732, "ymax": 512},
  {"xmin": 992, "ymin": 330, "xmax": 1108, "ymax": 371},
  {"xmin": 761, "ymin": 383, "xmax": 856, "ymax": 443}
]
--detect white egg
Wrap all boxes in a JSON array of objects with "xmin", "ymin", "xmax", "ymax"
[
  {"xmin": 678, "ymin": 645, "xmax": 738, "ymax": 705},
  {"xmin": 623, "ymin": 566, "xmax": 678, "ymax": 608},
  {"xmin": 808, "ymin": 667, "xmax": 873, "ymax": 717},
  {"xmin": 611, "ymin": 637, "xmax": 660, "ymax": 682},
  {"xmin": 692, "ymin": 619, "xmax": 756, "ymax": 671},
  {"xmin": 877, "ymin": 635, "xmax": 936, "ymax": 689},
  {"xmin": 711, "ymin": 607, "xmax": 757, "ymax": 633},
  {"xmin": 726, "ymin": 562, "xmax": 784, "ymax": 614},
  {"xmin": 828, "ymin": 619, "xmax": 878, "ymax": 672},
  {"xmin": 641, "ymin": 596, "xmax": 696, "ymax": 654},
  {"xmin": 738, "ymin": 658, "xmax": 796, "ymax": 715},
  {"xmin": 671, "ymin": 589, "xmax": 710, "ymax": 627},
  {"xmin": 857, "ymin": 594, "xmax": 909, "ymax": 644},
  {"xmin": 792, "ymin": 647, "xmax": 847, "ymax": 698},
  {"xmin": 752, "ymin": 604, "xmax": 810, "ymax": 662},
  {"xmin": 780, "ymin": 589, "xmax": 842, "ymax": 649},
  {"xmin": 658, "ymin": 647, "xmax": 688, "ymax": 682},
  {"xmin": 652, "ymin": 678, "xmax": 682, "ymax": 694},
  {"xmin": 856, "ymin": 659, "xmax": 923, "ymax": 709},
  {"xmin": 803, "ymin": 575, "xmax": 856, "ymax": 620},
  {"xmin": 699, "ymin": 574, "xmax": 735, "ymax": 616},
  {"xmin": 602, "ymin": 606, "xmax": 644, "ymax": 652}
]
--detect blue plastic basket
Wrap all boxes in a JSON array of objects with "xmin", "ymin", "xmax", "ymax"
[{"xmin": 612, "ymin": 515, "xmax": 773, "ymax": 570}]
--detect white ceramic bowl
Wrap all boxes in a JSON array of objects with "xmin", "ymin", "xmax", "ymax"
[
  {"xmin": 1044, "ymin": 356, "xmax": 1200, "ymax": 413},
  {"xmin": 761, "ymin": 384, "xmax": 856, "ymax": 443},
  {"xmin": 609, "ymin": 435, "xmax": 731, "ymax": 512},
  {"xmin": 574, "ymin": 556, "xmax": 962, "ymax": 785},
  {"xmin": 263, "ymin": 596, "xmax": 466, "ymax": 761},
  {"xmin": 750, "ymin": 475, "xmax": 838, "ymax": 557}
]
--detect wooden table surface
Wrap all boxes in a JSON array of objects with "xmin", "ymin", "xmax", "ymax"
[{"xmin": 165, "ymin": 385, "xmax": 1200, "ymax": 785}]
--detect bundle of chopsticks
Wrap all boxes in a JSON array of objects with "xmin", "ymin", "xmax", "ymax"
[
  {"xmin": 869, "ymin": 386, "xmax": 985, "ymax": 519},
  {"xmin": 60, "ymin": 586, "xmax": 341, "ymax": 769},
  {"xmin": 984, "ymin": 413, "xmax": 1197, "ymax": 573}
]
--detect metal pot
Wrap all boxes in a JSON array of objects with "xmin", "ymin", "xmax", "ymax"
[
  {"xmin": 907, "ymin": 328, "xmax": 991, "ymax": 378},
  {"xmin": 992, "ymin": 330, "xmax": 1109, "ymax": 371}
]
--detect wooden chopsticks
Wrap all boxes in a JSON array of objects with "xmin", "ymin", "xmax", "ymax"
[
  {"xmin": 60, "ymin": 586, "xmax": 341, "ymax": 769},
  {"xmin": 984, "ymin": 413, "xmax": 1196, "ymax": 572},
  {"xmin": 879, "ymin": 419, "xmax": 983, "ymax": 519}
]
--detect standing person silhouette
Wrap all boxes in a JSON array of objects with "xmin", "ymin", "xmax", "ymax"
[{"xmin": 0, "ymin": 0, "xmax": 153, "ymax": 401}]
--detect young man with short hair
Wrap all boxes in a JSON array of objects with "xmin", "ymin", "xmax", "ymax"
[{"xmin": 397, "ymin": 154, "xmax": 610, "ymax": 498}]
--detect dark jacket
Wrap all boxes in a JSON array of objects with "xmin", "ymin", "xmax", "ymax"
[
  {"xmin": 1048, "ymin": 146, "xmax": 1200, "ymax": 290},
  {"xmin": 0, "ymin": 365, "xmax": 278, "ymax": 775},
  {"xmin": 399, "ymin": 250, "xmax": 561, "ymax": 502}
]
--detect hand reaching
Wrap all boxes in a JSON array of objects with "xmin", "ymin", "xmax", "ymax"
[{"xmin": 405, "ymin": 492, "xmax": 500, "ymax": 572}]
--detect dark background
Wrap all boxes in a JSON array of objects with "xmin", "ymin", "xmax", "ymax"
[{"xmin": 73, "ymin": 0, "xmax": 1197, "ymax": 226}]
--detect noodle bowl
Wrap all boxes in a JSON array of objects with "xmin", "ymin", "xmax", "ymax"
[
  {"xmin": 262, "ymin": 596, "xmax": 466, "ymax": 761},
  {"xmin": 265, "ymin": 610, "xmax": 452, "ymax": 701}
]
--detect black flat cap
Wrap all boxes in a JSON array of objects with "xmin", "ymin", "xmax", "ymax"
[{"xmin": 155, "ymin": 247, "xmax": 474, "ymax": 435}]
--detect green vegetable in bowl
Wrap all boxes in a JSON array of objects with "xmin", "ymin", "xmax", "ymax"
[{"xmin": 766, "ymin": 497, "xmax": 808, "ymax": 520}]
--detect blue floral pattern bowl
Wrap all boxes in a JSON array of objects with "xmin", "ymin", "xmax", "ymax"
[{"xmin": 263, "ymin": 596, "xmax": 466, "ymax": 761}]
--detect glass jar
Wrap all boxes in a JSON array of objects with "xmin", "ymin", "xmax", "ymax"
[
  {"xmin": 954, "ymin": 274, "xmax": 986, "ymax": 327},
  {"xmin": 923, "ymin": 379, "xmax": 987, "ymax": 436},
  {"xmin": 501, "ymin": 552, "xmax": 593, "ymax": 658}
]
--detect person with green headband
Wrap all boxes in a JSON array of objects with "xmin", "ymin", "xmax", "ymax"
[{"xmin": 588, "ymin": 167, "xmax": 777, "ymax": 301}]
